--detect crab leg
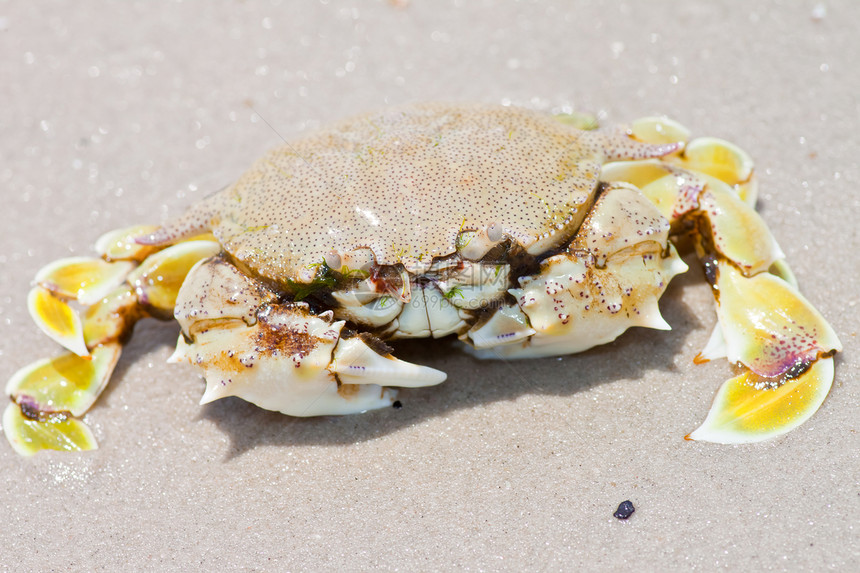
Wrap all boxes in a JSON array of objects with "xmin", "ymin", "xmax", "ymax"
[
  {"xmin": 4, "ymin": 230, "xmax": 219, "ymax": 455},
  {"xmin": 604, "ymin": 119, "xmax": 842, "ymax": 443},
  {"xmin": 169, "ymin": 256, "xmax": 446, "ymax": 417}
]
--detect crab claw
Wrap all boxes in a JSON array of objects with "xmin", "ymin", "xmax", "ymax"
[
  {"xmin": 330, "ymin": 336, "xmax": 447, "ymax": 388},
  {"xmin": 172, "ymin": 310, "xmax": 399, "ymax": 416},
  {"xmin": 170, "ymin": 256, "xmax": 446, "ymax": 417},
  {"xmin": 469, "ymin": 183, "xmax": 687, "ymax": 359},
  {"xmin": 172, "ymin": 303, "xmax": 445, "ymax": 416},
  {"xmin": 687, "ymin": 356, "xmax": 835, "ymax": 444},
  {"xmin": 466, "ymin": 302, "xmax": 536, "ymax": 349}
]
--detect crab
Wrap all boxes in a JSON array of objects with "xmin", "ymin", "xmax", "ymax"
[{"xmin": 4, "ymin": 103, "xmax": 841, "ymax": 456}]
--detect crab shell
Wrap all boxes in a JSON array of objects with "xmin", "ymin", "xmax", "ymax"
[
  {"xmin": 5, "ymin": 103, "xmax": 841, "ymax": 456},
  {"xmin": 142, "ymin": 103, "xmax": 679, "ymax": 281}
]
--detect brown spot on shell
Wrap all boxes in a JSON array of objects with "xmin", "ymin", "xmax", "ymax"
[
  {"xmin": 251, "ymin": 304, "xmax": 328, "ymax": 362},
  {"xmin": 336, "ymin": 382, "xmax": 362, "ymax": 398}
]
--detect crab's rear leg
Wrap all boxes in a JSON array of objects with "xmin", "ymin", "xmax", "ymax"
[
  {"xmin": 603, "ymin": 120, "xmax": 842, "ymax": 443},
  {"xmin": 4, "ymin": 229, "xmax": 220, "ymax": 455},
  {"xmin": 169, "ymin": 256, "xmax": 446, "ymax": 417}
]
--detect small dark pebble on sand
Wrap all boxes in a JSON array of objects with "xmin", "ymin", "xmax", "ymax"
[
  {"xmin": 613, "ymin": 500, "xmax": 635, "ymax": 520},
  {"xmin": 392, "ymin": 400, "xmax": 402, "ymax": 410}
]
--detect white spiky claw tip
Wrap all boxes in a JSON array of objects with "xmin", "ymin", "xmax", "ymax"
[{"xmin": 331, "ymin": 336, "xmax": 447, "ymax": 388}]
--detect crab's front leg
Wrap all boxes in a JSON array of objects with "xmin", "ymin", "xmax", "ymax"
[
  {"xmin": 4, "ymin": 230, "xmax": 221, "ymax": 455},
  {"xmin": 169, "ymin": 256, "xmax": 446, "ymax": 417},
  {"xmin": 602, "ymin": 120, "xmax": 842, "ymax": 443}
]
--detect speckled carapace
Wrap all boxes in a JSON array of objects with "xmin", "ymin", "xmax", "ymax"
[{"xmin": 142, "ymin": 103, "xmax": 678, "ymax": 282}]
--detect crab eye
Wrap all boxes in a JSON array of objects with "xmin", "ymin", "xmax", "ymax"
[
  {"xmin": 487, "ymin": 223, "xmax": 504, "ymax": 243},
  {"xmin": 324, "ymin": 251, "xmax": 342, "ymax": 271}
]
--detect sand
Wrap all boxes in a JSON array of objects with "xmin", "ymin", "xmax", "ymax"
[{"xmin": 1, "ymin": 1, "xmax": 857, "ymax": 571}]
